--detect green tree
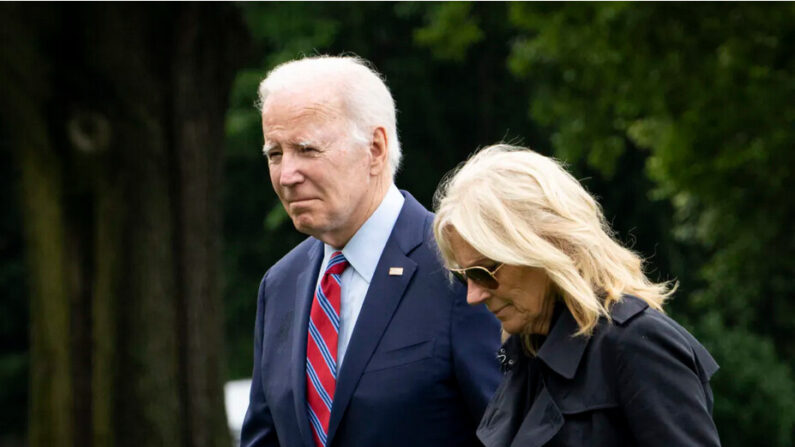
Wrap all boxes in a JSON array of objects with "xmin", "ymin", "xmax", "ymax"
[
  {"xmin": 0, "ymin": 4, "xmax": 245, "ymax": 446},
  {"xmin": 0, "ymin": 112, "xmax": 29, "ymax": 445}
]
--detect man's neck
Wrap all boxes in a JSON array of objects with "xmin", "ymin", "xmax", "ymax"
[{"xmin": 323, "ymin": 177, "xmax": 392, "ymax": 249}]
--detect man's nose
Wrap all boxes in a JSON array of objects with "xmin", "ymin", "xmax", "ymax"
[
  {"xmin": 278, "ymin": 154, "xmax": 304, "ymax": 186},
  {"xmin": 466, "ymin": 281, "xmax": 490, "ymax": 306}
]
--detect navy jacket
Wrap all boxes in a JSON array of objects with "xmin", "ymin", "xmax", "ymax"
[
  {"xmin": 477, "ymin": 295, "xmax": 721, "ymax": 447},
  {"xmin": 241, "ymin": 192, "xmax": 502, "ymax": 447}
]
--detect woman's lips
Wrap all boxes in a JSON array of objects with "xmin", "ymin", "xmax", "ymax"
[{"xmin": 492, "ymin": 304, "xmax": 511, "ymax": 319}]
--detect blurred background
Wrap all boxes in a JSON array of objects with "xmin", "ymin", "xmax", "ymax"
[{"xmin": 1, "ymin": 2, "xmax": 793, "ymax": 446}]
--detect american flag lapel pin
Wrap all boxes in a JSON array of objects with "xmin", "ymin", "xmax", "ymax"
[{"xmin": 389, "ymin": 267, "xmax": 404, "ymax": 276}]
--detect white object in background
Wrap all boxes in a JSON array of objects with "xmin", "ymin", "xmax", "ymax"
[{"xmin": 225, "ymin": 378, "xmax": 252, "ymax": 445}]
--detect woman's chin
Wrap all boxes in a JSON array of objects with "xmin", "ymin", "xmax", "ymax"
[{"xmin": 500, "ymin": 321, "xmax": 524, "ymax": 335}]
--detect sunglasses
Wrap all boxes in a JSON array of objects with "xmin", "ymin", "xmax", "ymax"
[{"xmin": 449, "ymin": 263, "xmax": 504, "ymax": 290}]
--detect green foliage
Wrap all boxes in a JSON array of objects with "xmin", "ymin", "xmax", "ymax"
[
  {"xmin": 413, "ymin": 2, "xmax": 484, "ymax": 61},
  {"xmin": 694, "ymin": 312, "xmax": 795, "ymax": 446},
  {"xmin": 240, "ymin": 2, "xmax": 340, "ymax": 69},
  {"xmin": 507, "ymin": 3, "xmax": 795, "ymax": 444}
]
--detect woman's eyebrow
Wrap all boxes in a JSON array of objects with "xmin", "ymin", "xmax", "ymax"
[{"xmin": 461, "ymin": 258, "xmax": 494, "ymax": 268}]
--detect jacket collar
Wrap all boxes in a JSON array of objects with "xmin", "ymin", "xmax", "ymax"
[
  {"xmin": 388, "ymin": 190, "xmax": 426, "ymax": 254},
  {"xmin": 534, "ymin": 303, "xmax": 587, "ymax": 379},
  {"xmin": 535, "ymin": 295, "xmax": 649, "ymax": 379}
]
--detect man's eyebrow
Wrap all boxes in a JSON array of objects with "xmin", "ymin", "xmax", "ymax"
[
  {"xmin": 263, "ymin": 138, "xmax": 322, "ymax": 156},
  {"xmin": 262, "ymin": 142, "xmax": 278, "ymax": 156}
]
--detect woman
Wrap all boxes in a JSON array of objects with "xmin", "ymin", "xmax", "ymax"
[{"xmin": 433, "ymin": 144, "xmax": 720, "ymax": 446}]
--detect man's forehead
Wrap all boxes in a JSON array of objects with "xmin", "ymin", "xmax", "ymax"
[
  {"xmin": 262, "ymin": 117, "xmax": 345, "ymax": 153},
  {"xmin": 263, "ymin": 111, "xmax": 343, "ymax": 138},
  {"xmin": 263, "ymin": 86, "xmax": 345, "ymax": 118},
  {"xmin": 264, "ymin": 101, "xmax": 346, "ymax": 137},
  {"xmin": 260, "ymin": 86, "xmax": 349, "ymax": 151}
]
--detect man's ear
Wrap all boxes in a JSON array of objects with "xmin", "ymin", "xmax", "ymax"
[{"xmin": 369, "ymin": 126, "xmax": 389, "ymax": 176}]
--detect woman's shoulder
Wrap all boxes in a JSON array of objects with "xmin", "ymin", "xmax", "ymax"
[
  {"xmin": 601, "ymin": 294, "xmax": 688, "ymax": 340},
  {"xmin": 595, "ymin": 294, "xmax": 719, "ymax": 382}
]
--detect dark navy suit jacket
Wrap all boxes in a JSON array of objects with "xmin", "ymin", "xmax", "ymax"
[{"xmin": 241, "ymin": 192, "xmax": 502, "ymax": 447}]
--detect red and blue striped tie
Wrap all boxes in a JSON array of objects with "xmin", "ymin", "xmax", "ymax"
[{"xmin": 306, "ymin": 251, "xmax": 348, "ymax": 447}]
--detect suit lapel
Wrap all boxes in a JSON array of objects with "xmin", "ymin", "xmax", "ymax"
[
  {"xmin": 291, "ymin": 240, "xmax": 324, "ymax": 447},
  {"xmin": 325, "ymin": 192, "xmax": 425, "ymax": 445}
]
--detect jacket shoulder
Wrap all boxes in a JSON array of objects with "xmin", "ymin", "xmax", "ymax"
[
  {"xmin": 268, "ymin": 236, "xmax": 318, "ymax": 271},
  {"xmin": 608, "ymin": 294, "xmax": 648, "ymax": 325},
  {"xmin": 258, "ymin": 236, "xmax": 321, "ymax": 290},
  {"xmin": 602, "ymin": 296, "xmax": 719, "ymax": 382}
]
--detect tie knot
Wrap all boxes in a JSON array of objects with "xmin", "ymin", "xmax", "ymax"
[{"xmin": 325, "ymin": 251, "xmax": 349, "ymax": 276}]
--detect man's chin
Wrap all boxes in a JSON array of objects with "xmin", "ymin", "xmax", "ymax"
[
  {"xmin": 291, "ymin": 219, "xmax": 314, "ymax": 235},
  {"xmin": 287, "ymin": 198, "xmax": 319, "ymax": 213},
  {"xmin": 290, "ymin": 215, "xmax": 323, "ymax": 236}
]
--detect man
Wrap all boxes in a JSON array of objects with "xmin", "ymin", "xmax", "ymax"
[{"xmin": 241, "ymin": 55, "xmax": 501, "ymax": 447}]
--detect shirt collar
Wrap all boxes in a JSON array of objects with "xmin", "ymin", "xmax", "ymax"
[{"xmin": 324, "ymin": 184, "xmax": 405, "ymax": 283}]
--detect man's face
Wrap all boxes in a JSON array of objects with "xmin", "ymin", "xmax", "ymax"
[{"xmin": 262, "ymin": 90, "xmax": 377, "ymax": 246}]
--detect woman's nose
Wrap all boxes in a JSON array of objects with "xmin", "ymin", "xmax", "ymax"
[{"xmin": 466, "ymin": 281, "xmax": 490, "ymax": 306}]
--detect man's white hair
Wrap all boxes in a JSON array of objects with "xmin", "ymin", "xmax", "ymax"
[{"xmin": 258, "ymin": 55, "xmax": 402, "ymax": 176}]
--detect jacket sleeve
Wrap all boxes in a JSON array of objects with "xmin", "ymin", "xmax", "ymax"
[
  {"xmin": 615, "ymin": 313, "xmax": 721, "ymax": 446},
  {"xmin": 240, "ymin": 273, "xmax": 280, "ymax": 447},
  {"xmin": 450, "ymin": 280, "xmax": 503, "ymax": 424}
]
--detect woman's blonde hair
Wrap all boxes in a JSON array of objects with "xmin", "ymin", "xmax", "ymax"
[{"xmin": 433, "ymin": 144, "xmax": 675, "ymax": 336}]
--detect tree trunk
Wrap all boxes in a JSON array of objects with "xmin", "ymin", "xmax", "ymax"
[{"xmin": 0, "ymin": 4, "xmax": 246, "ymax": 446}]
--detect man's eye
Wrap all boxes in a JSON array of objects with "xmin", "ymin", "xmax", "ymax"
[
  {"xmin": 267, "ymin": 151, "xmax": 282, "ymax": 161},
  {"xmin": 299, "ymin": 146, "xmax": 318, "ymax": 154}
]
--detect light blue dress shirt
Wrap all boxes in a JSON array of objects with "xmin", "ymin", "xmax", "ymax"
[{"xmin": 317, "ymin": 184, "xmax": 405, "ymax": 368}]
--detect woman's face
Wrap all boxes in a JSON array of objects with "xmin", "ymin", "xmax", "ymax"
[{"xmin": 448, "ymin": 229, "xmax": 552, "ymax": 335}]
